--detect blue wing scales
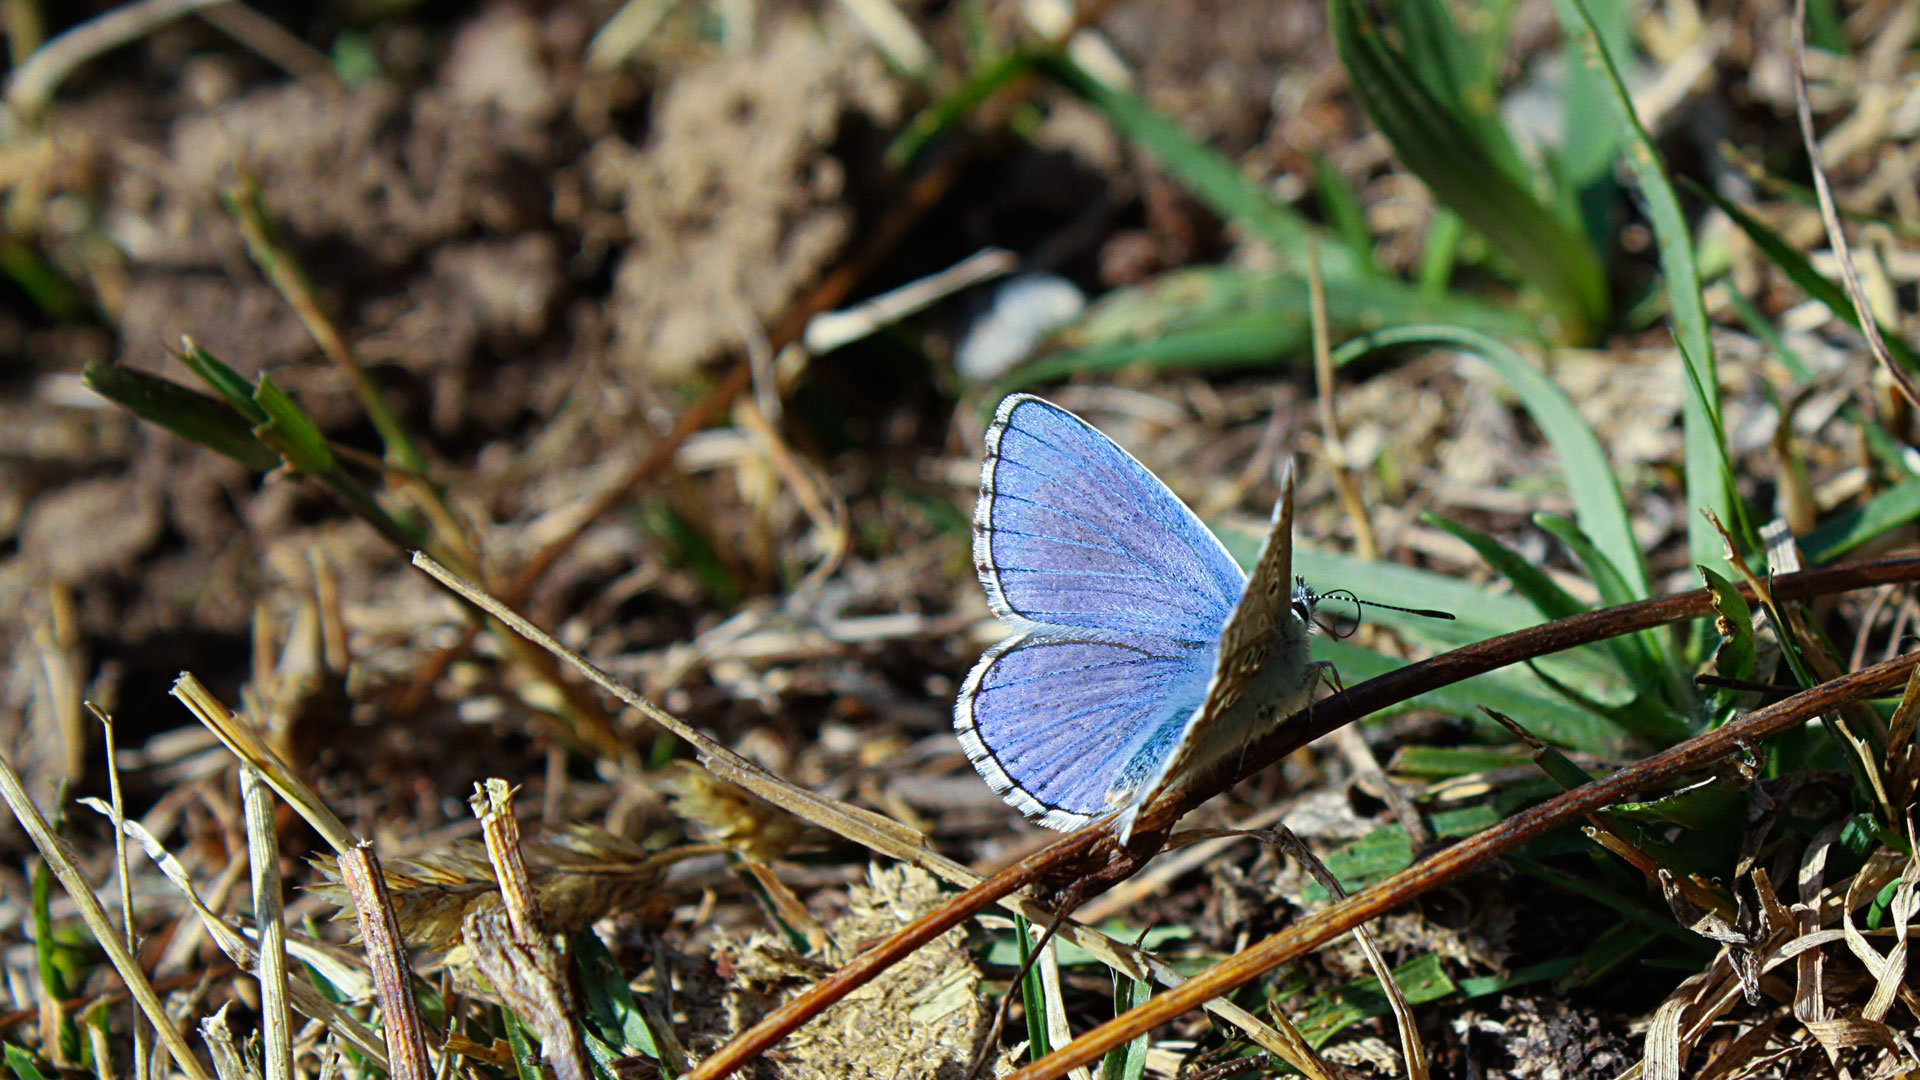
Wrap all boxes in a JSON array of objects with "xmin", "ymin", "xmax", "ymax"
[{"xmin": 957, "ymin": 395, "xmax": 1249, "ymax": 829}]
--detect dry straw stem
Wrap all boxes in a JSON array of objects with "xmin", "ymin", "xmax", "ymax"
[
  {"xmin": 689, "ymin": 551, "xmax": 1920, "ymax": 1080},
  {"xmin": 1009, "ymin": 650, "xmax": 1920, "ymax": 1080},
  {"xmin": 241, "ymin": 766, "xmax": 294, "ymax": 1080},
  {"xmin": 410, "ymin": 553, "xmax": 1315, "ymax": 1071},
  {"xmin": 467, "ymin": 779, "xmax": 593, "ymax": 1080},
  {"xmin": 336, "ymin": 845, "xmax": 433, "ymax": 1080},
  {"xmin": 0, "ymin": 752, "xmax": 216, "ymax": 1080},
  {"xmin": 171, "ymin": 672, "xmax": 355, "ymax": 853},
  {"xmin": 86, "ymin": 803, "xmax": 390, "ymax": 1066},
  {"xmin": 1789, "ymin": 0, "xmax": 1920, "ymax": 413}
]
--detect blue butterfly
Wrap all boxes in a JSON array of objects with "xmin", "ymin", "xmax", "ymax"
[{"xmin": 955, "ymin": 394, "xmax": 1325, "ymax": 842}]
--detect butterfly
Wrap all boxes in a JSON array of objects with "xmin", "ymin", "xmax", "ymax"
[{"xmin": 954, "ymin": 394, "xmax": 1326, "ymax": 843}]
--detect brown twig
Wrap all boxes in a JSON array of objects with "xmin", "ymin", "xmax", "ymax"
[
  {"xmin": 685, "ymin": 552, "xmax": 1920, "ymax": 1079},
  {"xmin": 1007, "ymin": 650, "xmax": 1920, "ymax": 1079}
]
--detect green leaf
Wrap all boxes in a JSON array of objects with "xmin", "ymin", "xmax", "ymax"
[
  {"xmin": 1100, "ymin": 972, "xmax": 1151, "ymax": 1080},
  {"xmin": 1012, "ymin": 913, "xmax": 1051, "ymax": 1062},
  {"xmin": 1802, "ymin": 479, "xmax": 1920, "ymax": 562},
  {"xmin": 1329, "ymin": 0, "xmax": 1608, "ymax": 341},
  {"xmin": 1699, "ymin": 565, "xmax": 1755, "ymax": 688},
  {"xmin": 81, "ymin": 363, "xmax": 281, "ymax": 472},
  {"xmin": 252, "ymin": 373, "xmax": 337, "ymax": 475},
  {"xmin": 1556, "ymin": 0, "xmax": 1727, "ymax": 573}
]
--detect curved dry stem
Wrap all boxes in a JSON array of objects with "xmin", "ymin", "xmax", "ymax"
[
  {"xmin": 686, "ymin": 552, "xmax": 1920, "ymax": 1079},
  {"xmin": 1007, "ymin": 649, "xmax": 1920, "ymax": 1079}
]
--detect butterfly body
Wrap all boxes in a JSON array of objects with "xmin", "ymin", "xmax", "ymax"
[{"xmin": 954, "ymin": 394, "xmax": 1321, "ymax": 840}]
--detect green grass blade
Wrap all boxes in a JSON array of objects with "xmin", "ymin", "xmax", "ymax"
[
  {"xmin": 1296, "ymin": 953, "xmax": 1458, "ymax": 1047},
  {"xmin": 1311, "ymin": 152, "xmax": 1380, "ymax": 277},
  {"xmin": 1556, "ymin": 0, "xmax": 1727, "ymax": 573},
  {"xmin": 1100, "ymin": 972, "xmax": 1150, "ymax": 1080},
  {"xmin": 177, "ymin": 342, "xmax": 269, "ymax": 423},
  {"xmin": 887, "ymin": 49, "xmax": 1037, "ymax": 168},
  {"xmin": 574, "ymin": 931, "xmax": 672, "ymax": 1073},
  {"xmin": 252, "ymin": 374, "xmax": 337, "ymax": 475},
  {"xmin": 1316, "ymin": 638, "xmax": 1632, "ymax": 755},
  {"xmin": 1003, "ymin": 267, "xmax": 1533, "ymax": 390},
  {"xmin": 1802, "ymin": 479, "xmax": 1920, "ymax": 562},
  {"xmin": 1329, "ymin": 0, "xmax": 1608, "ymax": 341},
  {"xmin": 1043, "ymin": 56, "xmax": 1349, "ymax": 272},
  {"xmin": 1012, "ymin": 913, "xmax": 1052, "ymax": 1062},
  {"xmin": 1335, "ymin": 324, "xmax": 1647, "ymax": 595},
  {"xmin": 3, "ymin": 1046, "xmax": 48, "ymax": 1080},
  {"xmin": 81, "ymin": 364, "xmax": 282, "ymax": 472},
  {"xmin": 1425, "ymin": 513, "xmax": 1586, "ymax": 621}
]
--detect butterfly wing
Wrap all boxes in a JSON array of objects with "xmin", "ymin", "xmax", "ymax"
[
  {"xmin": 973, "ymin": 395, "xmax": 1246, "ymax": 641},
  {"xmin": 1112, "ymin": 465, "xmax": 1319, "ymax": 843},
  {"xmin": 954, "ymin": 630, "xmax": 1213, "ymax": 830},
  {"xmin": 958, "ymin": 395, "xmax": 1246, "ymax": 828}
]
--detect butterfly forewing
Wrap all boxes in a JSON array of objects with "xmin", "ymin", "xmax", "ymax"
[
  {"xmin": 974, "ymin": 396, "xmax": 1245, "ymax": 641},
  {"xmin": 959, "ymin": 395, "xmax": 1244, "ymax": 829}
]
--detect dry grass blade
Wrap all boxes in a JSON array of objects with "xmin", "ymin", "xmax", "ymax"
[
  {"xmin": 83, "ymin": 803, "xmax": 390, "ymax": 1067},
  {"xmin": 0, "ymin": 751, "xmax": 216, "ymax": 1080},
  {"xmin": 170, "ymin": 673, "xmax": 356, "ymax": 853},
  {"xmin": 1308, "ymin": 241, "xmax": 1379, "ymax": 563},
  {"xmin": 1789, "ymin": 0, "xmax": 1920, "ymax": 412},
  {"xmin": 1267, "ymin": 827, "xmax": 1418, "ymax": 1080},
  {"xmin": 89, "ymin": 703, "xmax": 149, "ymax": 1080},
  {"xmin": 3, "ymin": 0, "xmax": 225, "ymax": 121},
  {"xmin": 241, "ymin": 767, "xmax": 294, "ymax": 1080},
  {"xmin": 1002, "ymin": 652, "xmax": 1920, "ymax": 1079},
  {"xmin": 414, "ymin": 552, "xmax": 927, "ymax": 854}
]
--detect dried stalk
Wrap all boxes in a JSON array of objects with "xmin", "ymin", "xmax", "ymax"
[{"xmin": 1006, "ymin": 651, "xmax": 1920, "ymax": 1079}]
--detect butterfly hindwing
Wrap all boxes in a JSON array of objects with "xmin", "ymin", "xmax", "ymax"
[{"xmin": 954, "ymin": 629, "xmax": 1213, "ymax": 830}]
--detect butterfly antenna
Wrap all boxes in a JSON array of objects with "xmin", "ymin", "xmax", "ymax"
[{"xmin": 1311, "ymin": 587, "xmax": 1454, "ymax": 622}]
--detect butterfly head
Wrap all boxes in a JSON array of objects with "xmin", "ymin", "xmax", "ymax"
[{"xmin": 1290, "ymin": 576, "xmax": 1320, "ymax": 631}]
